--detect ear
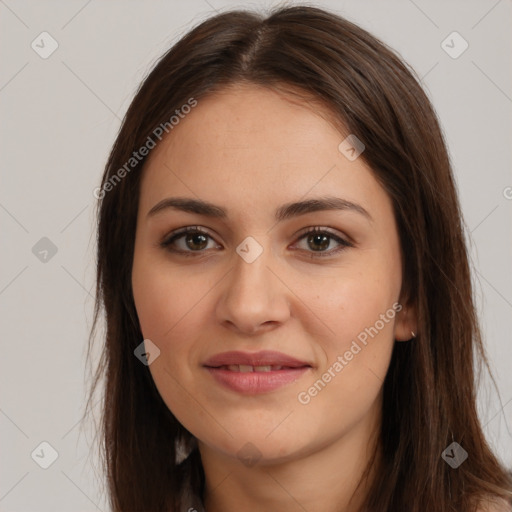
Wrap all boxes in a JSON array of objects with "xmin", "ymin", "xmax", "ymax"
[{"xmin": 393, "ymin": 301, "xmax": 418, "ymax": 342}]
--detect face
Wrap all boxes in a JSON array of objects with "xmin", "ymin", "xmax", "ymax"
[{"xmin": 131, "ymin": 83, "xmax": 413, "ymax": 465}]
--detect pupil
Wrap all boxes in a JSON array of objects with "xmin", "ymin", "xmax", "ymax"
[
  {"xmin": 187, "ymin": 233, "xmax": 207, "ymax": 250},
  {"xmin": 309, "ymin": 234, "xmax": 329, "ymax": 251}
]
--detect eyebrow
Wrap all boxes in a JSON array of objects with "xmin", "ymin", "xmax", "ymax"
[{"xmin": 147, "ymin": 195, "xmax": 373, "ymax": 223}]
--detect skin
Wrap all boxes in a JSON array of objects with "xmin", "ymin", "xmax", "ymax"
[{"xmin": 131, "ymin": 83, "xmax": 417, "ymax": 512}]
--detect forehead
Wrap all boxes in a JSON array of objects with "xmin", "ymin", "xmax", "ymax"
[
  {"xmin": 143, "ymin": 83, "xmax": 346, "ymax": 171},
  {"xmin": 138, "ymin": 84, "xmax": 390, "ymax": 222}
]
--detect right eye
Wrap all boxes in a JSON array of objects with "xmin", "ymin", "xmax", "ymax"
[{"xmin": 160, "ymin": 226, "xmax": 222, "ymax": 256}]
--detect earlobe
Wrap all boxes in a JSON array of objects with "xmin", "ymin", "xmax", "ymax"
[
  {"xmin": 395, "ymin": 330, "xmax": 417, "ymax": 343},
  {"xmin": 394, "ymin": 303, "xmax": 418, "ymax": 342}
]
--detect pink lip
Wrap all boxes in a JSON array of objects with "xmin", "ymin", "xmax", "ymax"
[
  {"xmin": 203, "ymin": 350, "xmax": 311, "ymax": 368},
  {"xmin": 203, "ymin": 350, "xmax": 312, "ymax": 394}
]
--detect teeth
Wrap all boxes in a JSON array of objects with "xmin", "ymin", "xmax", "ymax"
[{"xmin": 222, "ymin": 364, "xmax": 285, "ymax": 372}]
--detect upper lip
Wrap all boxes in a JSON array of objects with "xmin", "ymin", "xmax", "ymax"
[{"xmin": 203, "ymin": 350, "xmax": 311, "ymax": 368}]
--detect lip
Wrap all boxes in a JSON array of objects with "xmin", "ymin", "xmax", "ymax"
[
  {"xmin": 203, "ymin": 350, "xmax": 311, "ymax": 368},
  {"xmin": 203, "ymin": 350, "xmax": 312, "ymax": 395}
]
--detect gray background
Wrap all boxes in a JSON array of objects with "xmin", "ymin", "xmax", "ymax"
[{"xmin": 1, "ymin": 0, "xmax": 511, "ymax": 510}]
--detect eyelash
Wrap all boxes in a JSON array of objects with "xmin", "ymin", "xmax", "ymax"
[{"xmin": 160, "ymin": 225, "xmax": 352, "ymax": 259}]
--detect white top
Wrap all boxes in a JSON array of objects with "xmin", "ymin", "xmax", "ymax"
[
  {"xmin": 179, "ymin": 480, "xmax": 206, "ymax": 512},
  {"xmin": 176, "ymin": 438, "xmax": 206, "ymax": 512}
]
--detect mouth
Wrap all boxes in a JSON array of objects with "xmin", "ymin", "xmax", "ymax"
[
  {"xmin": 203, "ymin": 351, "xmax": 312, "ymax": 394},
  {"xmin": 211, "ymin": 364, "xmax": 303, "ymax": 372}
]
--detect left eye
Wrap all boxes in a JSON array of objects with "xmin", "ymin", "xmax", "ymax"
[
  {"xmin": 293, "ymin": 228, "xmax": 351, "ymax": 256},
  {"xmin": 161, "ymin": 226, "xmax": 351, "ymax": 258}
]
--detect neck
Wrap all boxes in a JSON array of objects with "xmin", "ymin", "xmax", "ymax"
[{"xmin": 199, "ymin": 401, "xmax": 382, "ymax": 512}]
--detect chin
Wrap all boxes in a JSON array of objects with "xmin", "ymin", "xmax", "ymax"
[{"xmin": 195, "ymin": 421, "xmax": 322, "ymax": 468}]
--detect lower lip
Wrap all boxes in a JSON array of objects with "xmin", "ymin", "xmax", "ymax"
[{"xmin": 205, "ymin": 367, "xmax": 310, "ymax": 394}]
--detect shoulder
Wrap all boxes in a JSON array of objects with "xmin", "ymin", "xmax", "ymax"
[{"xmin": 475, "ymin": 497, "xmax": 512, "ymax": 512}]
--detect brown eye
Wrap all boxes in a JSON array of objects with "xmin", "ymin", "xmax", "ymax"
[
  {"xmin": 161, "ymin": 226, "xmax": 351, "ymax": 259},
  {"xmin": 294, "ymin": 227, "xmax": 352, "ymax": 258},
  {"xmin": 184, "ymin": 232, "xmax": 208, "ymax": 251},
  {"xmin": 306, "ymin": 233, "xmax": 331, "ymax": 252},
  {"xmin": 161, "ymin": 226, "xmax": 220, "ymax": 256}
]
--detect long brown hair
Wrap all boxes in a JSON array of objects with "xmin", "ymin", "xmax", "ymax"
[{"xmin": 86, "ymin": 5, "xmax": 512, "ymax": 511}]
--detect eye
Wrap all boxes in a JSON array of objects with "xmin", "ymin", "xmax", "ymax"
[
  {"xmin": 160, "ymin": 226, "xmax": 220, "ymax": 256},
  {"xmin": 160, "ymin": 226, "xmax": 352, "ymax": 258},
  {"xmin": 292, "ymin": 227, "xmax": 352, "ymax": 258}
]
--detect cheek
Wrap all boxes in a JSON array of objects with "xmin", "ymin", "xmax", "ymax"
[
  {"xmin": 131, "ymin": 254, "xmax": 214, "ymax": 417},
  {"xmin": 132, "ymin": 253, "xmax": 210, "ymax": 341},
  {"xmin": 291, "ymin": 263, "xmax": 398, "ymax": 353},
  {"xmin": 292, "ymin": 266, "xmax": 398, "ymax": 411}
]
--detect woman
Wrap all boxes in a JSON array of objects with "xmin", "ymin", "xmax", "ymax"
[{"xmin": 87, "ymin": 5, "xmax": 512, "ymax": 511}]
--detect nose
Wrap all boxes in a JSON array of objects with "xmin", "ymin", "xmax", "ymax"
[{"xmin": 215, "ymin": 242, "xmax": 291, "ymax": 335}]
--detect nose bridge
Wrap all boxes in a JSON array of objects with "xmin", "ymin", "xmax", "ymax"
[
  {"xmin": 217, "ymin": 234, "xmax": 290, "ymax": 332},
  {"xmin": 230, "ymin": 234, "xmax": 274, "ymax": 298}
]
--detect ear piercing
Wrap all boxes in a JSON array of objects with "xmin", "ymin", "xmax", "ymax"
[{"xmin": 411, "ymin": 331, "xmax": 416, "ymax": 338}]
